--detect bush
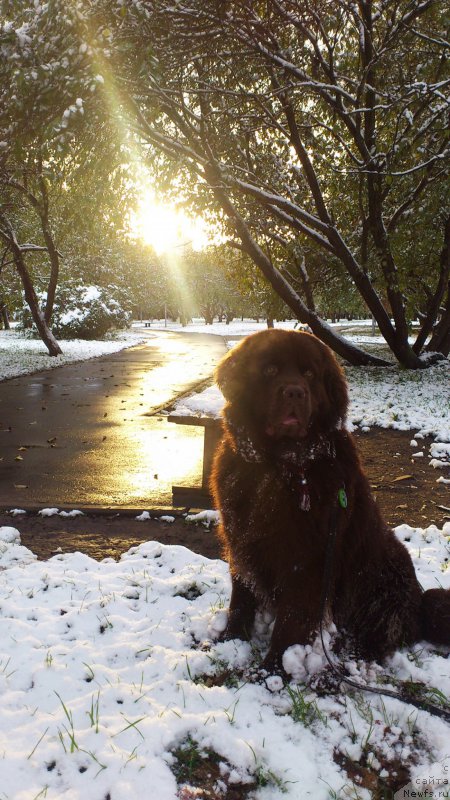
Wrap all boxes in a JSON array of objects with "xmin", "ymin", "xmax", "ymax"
[{"xmin": 20, "ymin": 285, "xmax": 131, "ymax": 339}]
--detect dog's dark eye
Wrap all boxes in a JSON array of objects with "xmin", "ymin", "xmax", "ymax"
[
  {"xmin": 303, "ymin": 369, "xmax": 313, "ymax": 379},
  {"xmin": 263, "ymin": 364, "xmax": 278, "ymax": 377}
]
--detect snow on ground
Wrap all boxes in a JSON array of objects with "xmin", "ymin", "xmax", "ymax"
[
  {"xmin": 0, "ymin": 524, "xmax": 449, "ymax": 800},
  {"xmin": 145, "ymin": 316, "xmax": 414, "ymax": 347},
  {"xmin": 0, "ymin": 328, "xmax": 148, "ymax": 381},
  {"xmin": 346, "ymin": 363, "xmax": 450, "ymax": 441},
  {"xmin": 143, "ymin": 317, "xmax": 300, "ymax": 337}
]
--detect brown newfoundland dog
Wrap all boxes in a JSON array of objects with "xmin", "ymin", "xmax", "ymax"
[{"xmin": 210, "ymin": 329, "xmax": 450, "ymax": 672}]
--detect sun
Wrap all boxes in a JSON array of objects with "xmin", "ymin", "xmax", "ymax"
[{"xmin": 130, "ymin": 192, "xmax": 209, "ymax": 254}]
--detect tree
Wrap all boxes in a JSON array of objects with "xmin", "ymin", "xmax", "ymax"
[
  {"xmin": 3, "ymin": 0, "xmax": 447, "ymax": 364},
  {"xmin": 97, "ymin": 0, "xmax": 448, "ymax": 366},
  {"xmin": 0, "ymin": 1, "xmax": 113, "ymax": 353},
  {"xmin": 0, "ymin": 213, "xmax": 62, "ymax": 354}
]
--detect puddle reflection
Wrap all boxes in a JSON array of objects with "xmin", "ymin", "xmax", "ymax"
[
  {"xmin": 123, "ymin": 420, "xmax": 204, "ymax": 505},
  {"xmin": 78, "ymin": 417, "xmax": 205, "ymax": 507}
]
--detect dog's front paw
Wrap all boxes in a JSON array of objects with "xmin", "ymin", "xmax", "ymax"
[
  {"xmin": 218, "ymin": 622, "xmax": 251, "ymax": 643},
  {"xmin": 260, "ymin": 649, "xmax": 287, "ymax": 679},
  {"xmin": 218, "ymin": 607, "xmax": 254, "ymax": 642}
]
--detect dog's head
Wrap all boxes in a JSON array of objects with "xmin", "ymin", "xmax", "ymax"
[{"xmin": 216, "ymin": 329, "xmax": 348, "ymax": 453}]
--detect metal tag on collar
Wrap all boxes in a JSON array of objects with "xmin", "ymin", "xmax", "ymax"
[
  {"xmin": 299, "ymin": 474, "xmax": 310, "ymax": 511},
  {"xmin": 338, "ymin": 488, "xmax": 348, "ymax": 509}
]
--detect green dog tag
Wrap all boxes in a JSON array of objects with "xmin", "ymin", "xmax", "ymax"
[{"xmin": 338, "ymin": 488, "xmax": 348, "ymax": 509}]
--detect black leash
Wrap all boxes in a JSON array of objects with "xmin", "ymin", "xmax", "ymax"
[{"xmin": 318, "ymin": 494, "xmax": 450, "ymax": 722}]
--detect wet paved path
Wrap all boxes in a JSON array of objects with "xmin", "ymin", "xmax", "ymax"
[{"xmin": 0, "ymin": 329, "xmax": 226, "ymax": 509}]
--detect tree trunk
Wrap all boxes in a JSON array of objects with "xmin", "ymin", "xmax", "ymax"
[
  {"xmin": 37, "ymin": 176, "xmax": 60, "ymax": 324},
  {"xmin": 294, "ymin": 253, "xmax": 315, "ymax": 313},
  {"xmin": 212, "ymin": 181, "xmax": 390, "ymax": 366},
  {"xmin": 428, "ymin": 292, "xmax": 450, "ymax": 356},
  {"xmin": 1, "ymin": 222, "xmax": 62, "ymax": 356},
  {"xmin": 363, "ymin": 181, "xmax": 422, "ymax": 367},
  {"xmin": 416, "ymin": 215, "xmax": 450, "ymax": 355},
  {"xmin": 42, "ymin": 219, "xmax": 60, "ymax": 324},
  {"xmin": 0, "ymin": 303, "xmax": 10, "ymax": 329}
]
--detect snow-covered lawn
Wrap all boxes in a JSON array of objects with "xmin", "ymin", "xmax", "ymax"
[
  {"xmin": 0, "ymin": 524, "xmax": 449, "ymax": 800},
  {"xmin": 147, "ymin": 317, "xmax": 375, "ymax": 337},
  {"xmin": 0, "ymin": 328, "xmax": 148, "ymax": 381}
]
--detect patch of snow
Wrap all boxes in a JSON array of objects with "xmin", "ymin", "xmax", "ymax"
[
  {"xmin": 59, "ymin": 510, "xmax": 84, "ymax": 518},
  {"xmin": 144, "ymin": 317, "xmax": 300, "ymax": 337},
  {"xmin": 0, "ymin": 528, "xmax": 448, "ymax": 799},
  {"xmin": 175, "ymin": 386, "xmax": 223, "ymax": 418},
  {"xmin": 185, "ymin": 510, "xmax": 220, "ymax": 527},
  {"xmin": 0, "ymin": 526, "xmax": 21, "ymax": 544},
  {"xmin": 0, "ymin": 525, "xmax": 36, "ymax": 567},
  {"xmin": 38, "ymin": 507, "xmax": 60, "ymax": 517},
  {"xmin": 395, "ymin": 522, "xmax": 450, "ymax": 590},
  {"xmin": 37, "ymin": 508, "xmax": 84, "ymax": 518},
  {"xmin": 430, "ymin": 443, "xmax": 450, "ymax": 464},
  {"xmin": 346, "ymin": 361, "xmax": 449, "ymax": 441},
  {"xmin": 283, "ymin": 630, "xmax": 335, "ymax": 682}
]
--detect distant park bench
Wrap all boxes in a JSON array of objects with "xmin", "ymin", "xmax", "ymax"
[
  {"xmin": 144, "ymin": 321, "xmax": 152, "ymax": 328},
  {"xmin": 168, "ymin": 414, "xmax": 222, "ymax": 509}
]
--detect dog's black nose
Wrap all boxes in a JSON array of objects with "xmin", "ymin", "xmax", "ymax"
[{"xmin": 282, "ymin": 383, "xmax": 306, "ymax": 401}]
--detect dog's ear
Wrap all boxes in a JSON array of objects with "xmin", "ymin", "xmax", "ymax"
[
  {"xmin": 215, "ymin": 346, "xmax": 242, "ymax": 401},
  {"xmin": 324, "ymin": 354, "xmax": 348, "ymax": 427}
]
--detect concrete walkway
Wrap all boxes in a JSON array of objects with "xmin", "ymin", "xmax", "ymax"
[{"xmin": 0, "ymin": 329, "xmax": 227, "ymax": 510}]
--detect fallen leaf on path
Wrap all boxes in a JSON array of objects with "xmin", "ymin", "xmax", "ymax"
[
  {"xmin": 392, "ymin": 475, "xmax": 414, "ymax": 482},
  {"xmin": 14, "ymin": 484, "xmax": 28, "ymax": 489}
]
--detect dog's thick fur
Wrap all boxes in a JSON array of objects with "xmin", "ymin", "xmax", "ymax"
[{"xmin": 210, "ymin": 329, "xmax": 450, "ymax": 670}]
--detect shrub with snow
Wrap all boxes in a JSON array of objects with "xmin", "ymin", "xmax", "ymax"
[{"xmin": 21, "ymin": 284, "xmax": 131, "ymax": 339}]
